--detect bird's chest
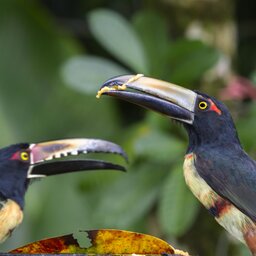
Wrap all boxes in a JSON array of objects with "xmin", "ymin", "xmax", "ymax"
[
  {"xmin": 183, "ymin": 153, "xmax": 219, "ymax": 208},
  {"xmin": 0, "ymin": 199, "xmax": 23, "ymax": 242},
  {"xmin": 183, "ymin": 153, "xmax": 254, "ymax": 243}
]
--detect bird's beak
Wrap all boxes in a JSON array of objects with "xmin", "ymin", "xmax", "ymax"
[
  {"xmin": 27, "ymin": 139, "xmax": 127, "ymax": 178},
  {"xmin": 97, "ymin": 75, "xmax": 197, "ymax": 124}
]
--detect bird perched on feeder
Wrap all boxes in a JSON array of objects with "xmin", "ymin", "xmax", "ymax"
[
  {"xmin": 98, "ymin": 74, "xmax": 256, "ymax": 255},
  {"xmin": 0, "ymin": 138, "xmax": 126, "ymax": 243}
]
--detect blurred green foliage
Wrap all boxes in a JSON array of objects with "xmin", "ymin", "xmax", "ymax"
[{"xmin": 0, "ymin": 1, "xmax": 255, "ymax": 256}]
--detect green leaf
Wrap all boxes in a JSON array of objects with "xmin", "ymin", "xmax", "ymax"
[
  {"xmin": 27, "ymin": 174, "xmax": 92, "ymax": 237},
  {"xmin": 237, "ymin": 103, "xmax": 256, "ymax": 152},
  {"xmin": 91, "ymin": 162, "xmax": 167, "ymax": 229},
  {"xmin": 0, "ymin": 2, "xmax": 122, "ymax": 251},
  {"xmin": 24, "ymin": 171, "xmax": 123, "ymax": 238},
  {"xmin": 250, "ymin": 70, "xmax": 256, "ymax": 84},
  {"xmin": 133, "ymin": 126, "xmax": 185, "ymax": 163},
  {"xmin": 88, "ymin": 9, "xmax": 148, "ymax": 73},
  {"xmin": 61, "ymin": 55, "xmax": 128, "ymax": 94},
  {"xmin": 158, "ymin": 165, "xmax": 199, "ymax": 236},
  {"xmin": 237, "ymin": 244, "xmax": 251, "ymax": 256},
  {"xmin": 132, "ymin": 10, "xmax": 169, "ymax": 76},
  {"xmin": 0, "ymin": 0, "xmax": 80, "ymax": 141},
  {"xmin": 166, "ymin": 39, "xmax": 220, "ymax": 86},
  {"xmin": 0, "ymin": 107, "xmax": 17, "ymax": 145},
  {"xmin": 0, "ymin": 1, "xmax": 121, "ymax": 142}
]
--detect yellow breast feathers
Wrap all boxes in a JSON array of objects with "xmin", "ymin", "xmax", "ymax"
[{"xmin": 0, "ymin": 199, "xmax": 23, "ymax": 242}]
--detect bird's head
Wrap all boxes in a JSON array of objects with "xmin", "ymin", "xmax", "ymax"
[
  {"xmin": 0, "ymin": 139, "xmax": 127, "ymax": 209},
  {"xmin": 98, "ymin": 75, "xmax": 240, "ymax": 152}
]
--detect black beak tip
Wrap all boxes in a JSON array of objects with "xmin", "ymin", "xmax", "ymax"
[
  {"xmin": 100, "ymin": 80, "xmax": 121, "ymax": 90},
  {"xmin": 120, "ymin": 151, "xmax": 128, "ymax": 163},
  {"xmin": 115, "ymin": 164, "xmax": 127, "ymax": 172},
  {"xmin": 100, "ymin": 74, "xmax": 134, "ymax": 90}
]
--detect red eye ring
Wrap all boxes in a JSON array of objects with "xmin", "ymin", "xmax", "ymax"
[{"xmin": 10, "ymin": 151, "xmax": 30, "ymax": 161}]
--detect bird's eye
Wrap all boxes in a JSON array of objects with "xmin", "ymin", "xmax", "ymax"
[
  {"xmin": 20, "ymin": 151, "xmax": 29, "ymax": 161},
  {"xmin": 198, "ymin": 101, "xmax": 208, "ymax": 110}
]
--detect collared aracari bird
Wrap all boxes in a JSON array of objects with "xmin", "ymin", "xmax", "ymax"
[
  {"xmin": 0, "ymin": 138, "xmax": 126, "ymax": 243},
  {"xmin": 98, "ymin": 74, "xmax": 256, "ymax": 254}
]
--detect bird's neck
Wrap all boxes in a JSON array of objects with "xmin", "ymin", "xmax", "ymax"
[
  {"xmin": 0, "ymin": 177, "xmax": 29, "ymax": 210},
  {"xmin": 185, "ymin": 125, "xmax": 242, "ymax": 153}
]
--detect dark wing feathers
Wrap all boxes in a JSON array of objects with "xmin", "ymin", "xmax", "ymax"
[{"xmin": 195, "ymin": 146, "xmax": 256, "ymax": 222}]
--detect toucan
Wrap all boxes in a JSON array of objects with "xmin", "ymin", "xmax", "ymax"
[
  {"xmin": 0, "ymin": 138, "xmax": 126, "ymax": 243},
  {"xmin": 98, "ymin": 74, "xmax": 256, "ymax": 255}
]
